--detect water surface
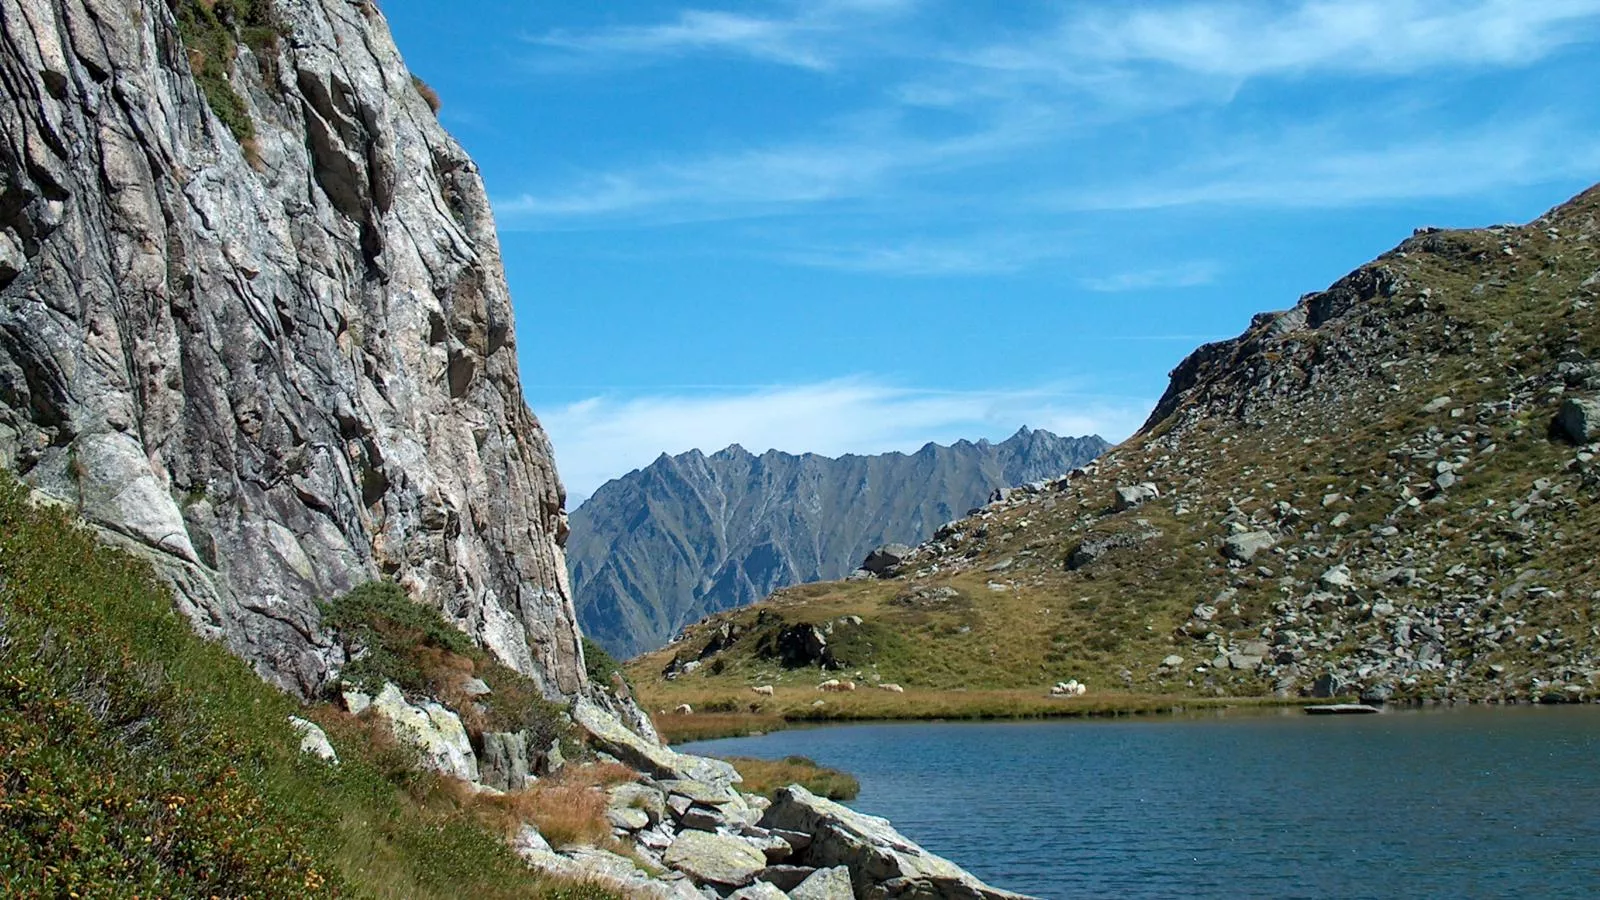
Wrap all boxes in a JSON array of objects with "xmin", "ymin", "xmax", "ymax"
[{"xmin": 685, "ymin": 706, "xmax": 1600, "ymax": 899}]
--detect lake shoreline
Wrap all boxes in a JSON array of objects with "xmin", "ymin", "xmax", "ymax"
[{"xmin": 652, "ymin": 689, "xmax": 1600, "ymax": 743}]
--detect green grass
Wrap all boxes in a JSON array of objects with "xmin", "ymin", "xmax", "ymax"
[
  {"xmin": 0, "ymin": 472, "xmax": 616, "ymax": 899},
  {"xmin": 172, "ymin": 0, "xmax": 285, "ymax": 145}
]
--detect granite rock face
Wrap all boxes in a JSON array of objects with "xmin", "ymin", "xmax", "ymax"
[{"xmin": 0, "ymin": 0, "xmax": 584, "ymax": 697}]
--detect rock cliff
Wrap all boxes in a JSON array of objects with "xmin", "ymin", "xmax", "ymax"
[
  {"xmin": 0, "ymin": 0, "xmax": 583, "ymax": 698},
  {"xmin": 570, "ymin": 429, "xmax": 1108, "ymax": 658}
]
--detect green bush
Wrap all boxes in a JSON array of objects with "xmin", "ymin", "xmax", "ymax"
[
  {"xmin": 0, "ymin": 471, "xmax": 613, "ymax": 899},
  {"xmin": 322, "ymin": 581, "xmax": 571, "ymax": 747},
  {"xmin": 582, "ymin": 636, "xmax": 625, "ymax": 687}
]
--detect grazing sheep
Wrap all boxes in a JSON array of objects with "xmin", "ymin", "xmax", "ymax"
[
  {"xmin": 879, "ymin": 683, "xmax": 905, "ymax": 693},
  {"xmin": 819, "ymin": 679, "xmax": 857, "ymax": 692},
  {"xmin": 751, "ymin": 685, "xmax": 775, "ymax": 696},
  {"xmin": 1050, "ymin": 680, "xmax": 1088, "ymax": 697},
  {"xmin": 674, "ymin": 703, "xmax": 694, "ymax": 714}
]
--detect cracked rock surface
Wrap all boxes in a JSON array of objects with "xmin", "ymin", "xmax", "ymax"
[{"xmin": 0, "ymin": 0, "xmax": 582, "ymax": 698}]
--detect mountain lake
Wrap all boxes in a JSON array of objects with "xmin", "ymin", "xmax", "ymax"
[{"xmin": 683, "ymin": 705, "xmax": 1600, "ymax": 899}]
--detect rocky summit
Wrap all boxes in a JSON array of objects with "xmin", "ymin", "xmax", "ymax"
[
  {"xmin": 635, "ymin": 187, "xmax": 1600, "ymax": 708},
  {"xmin": 570, "ymin": 428, "xmax": 1107, "ymax": 658},
  {"xmin": 0, "ymin": 0, "xmax": 580, "ymax": 698}
]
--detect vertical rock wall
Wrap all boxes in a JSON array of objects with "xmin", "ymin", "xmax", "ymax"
[{"xmin": 0, "ymin": 0, "xmax": 586, "ymax": 698}]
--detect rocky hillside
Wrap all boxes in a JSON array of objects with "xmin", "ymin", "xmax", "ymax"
[
  {"xmin": 633, "ymin": 187, "xmax": 1600, "ymax": 708},
  {"xmin": 570, "ymin": 428, "xmax": 1107, "ymax": 658},
  {"xmin": 0, "ymin": 0, "xmax": 581, "ymax": 697}
]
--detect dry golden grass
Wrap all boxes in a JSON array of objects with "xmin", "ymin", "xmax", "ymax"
[
  {"xmin": 471, "ymin": 763, "xmax": 637, "ymax": 849},
  {"xmin": 722, "ymin": 756, "xmax": 859, "ymax": 800},
  {"xmin": 650, "ymin": 712, "xmax": 788, "ymax": 743}
]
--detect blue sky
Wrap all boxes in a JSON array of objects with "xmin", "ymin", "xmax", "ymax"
[{"xmin": 380, "ymin": 0, "xmax": 1600, "ymax": 503}]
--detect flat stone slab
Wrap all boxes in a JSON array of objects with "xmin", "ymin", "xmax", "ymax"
[{"xmin": 664, "ymin": 829, "xmax": 769, "ymax": 887}]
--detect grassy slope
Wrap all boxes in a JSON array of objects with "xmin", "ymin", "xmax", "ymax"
[
  {"xmin": 628, "ymin": 188, "xmax": 1600, "ymax": 723},
  {"xmin": 0, "ymin": 473, "xmax": 614, "ymax": 899}
]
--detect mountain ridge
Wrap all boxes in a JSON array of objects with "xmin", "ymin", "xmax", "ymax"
[{"xmin": 571, "ymin": 428, "xmax": 1109, "ymax": 657}]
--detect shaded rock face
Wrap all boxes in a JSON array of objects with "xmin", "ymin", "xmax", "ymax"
[
  {"xmin": 0, "ymin": 0, "xmax": 583, "ymax": 698},
  {"xmin": 572, "ymin": 428, "xmax": 1108, "ymax": 658}
]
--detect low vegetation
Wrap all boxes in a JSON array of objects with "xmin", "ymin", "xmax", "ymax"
[
  {"xmin": 0, "ymin": 472, "xmax": 615, "ymax": 898},
  {"xmin": 171, "ymin": 0, "xmax": 285, "ymax": 144},
  {"xmin": 321, "ymin": 581, "xmax": 571, "ymax": 749},
  {"xmin": 722, "ymin": 756, "xmax": 859, "ymax": 801}
]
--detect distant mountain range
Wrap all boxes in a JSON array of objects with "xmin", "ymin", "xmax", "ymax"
[{"xmin": 569, "ymin": 428, "xmax": 1110, "ymax": 657}]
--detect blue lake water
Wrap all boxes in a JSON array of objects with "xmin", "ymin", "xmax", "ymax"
[{"xmin": 683, "ymin": 707, "xmax": 1600, "ymax": 899}]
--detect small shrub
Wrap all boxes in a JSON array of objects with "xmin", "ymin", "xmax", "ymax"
[{"xmin": 412, "ymin": 74, "xmax": 442, "ymax": 114}]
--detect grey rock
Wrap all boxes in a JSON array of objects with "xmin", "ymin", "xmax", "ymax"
[
  {"xmin": 1223, "ymin": 531, "xmax": 1278, "ymax": 562},
  {"xmin": 1066, "ymin": 529, "xmax": 1160, "ymax": 571},
  {"xmin": 610, "ymin": 782, "xmax": 668, "ymax": 827},
  {"xmin": 761, "ymin": 785, "xmax": 1031, "ymax": 899},
  {"xmin": 0, "ymin": 0, "xmax": 582, "ymax": 700},
  {"xmin": 479, "ymin": 731, "xmax": 531, "ymax": 792},
  {"xmin": 573, "ymin": 698, "xmax": 739, "ymax": 787},
  {"xmin": 288, "ymin": 716, "xmax": 338, "ymax": 764},
  {"xmin": 862, "ymin": 544, "xmax": 915, "ymax": 577},
  {"xmin": 607, "ymin": 807, "xmax": 652, "ymax": 832},
  {"xmin": 789, "ymin": 866, "xmax": 854, "ymax": 900},
  {"xmin": 759, "ymin": 866, "xmax": 819, "ymax": 892},
  {"xmin": 1557, "ymin": 397, "xmax": 1600, "ymax": 444},
  {"xmin": 370, "ymin": 683, "xmax": 477, "ymax": 782},
  {"xmin": 729, "ymin": 883, "xmax": 791, "ymax": 900},
  {"xmin": 664, "ymin": 830, "xmax": 769, "ymax": 887},
  {"xmin": 1114, "ymin": 482, "xmax": 1160, "ymax": 511}
]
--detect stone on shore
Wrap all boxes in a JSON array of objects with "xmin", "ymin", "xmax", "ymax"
[{"xmin": 664, "ymin": 829, "xmax": 769, "ymax": 887}]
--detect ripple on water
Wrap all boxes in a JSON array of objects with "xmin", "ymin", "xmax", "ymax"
[{"xmin": 684, "ymin": 706, "xmax": 1600, "ymax": 900}]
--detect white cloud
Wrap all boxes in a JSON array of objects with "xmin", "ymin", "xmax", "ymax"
[
  {"xmin": 530, "ymin": 0, "xmax": 917, "ymax": 71},
  {"xmin": 1071, "ymin": 0, "xmax": 1600, "ymax": 79},
  {"xmin": 539, "ymin": 378, "xmax": 1151, "ymax": 504},
  {"xmin": 1081, "ymin": 261, "xmax": 1221, "ymax": 292}
]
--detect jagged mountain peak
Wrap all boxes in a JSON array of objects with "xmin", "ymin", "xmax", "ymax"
[{"xmin": 570, "ymin": 428, "xmax": 1109, "ymax": 657}]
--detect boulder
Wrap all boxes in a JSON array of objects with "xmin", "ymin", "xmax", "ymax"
[
  {"xmin": 370, "ymin": 682, "xmax": 477, "ymax": 782},
  {"xmin": 1556, "ymin": 397, "xmax": 1600, "ymax": 444},
  {"xmin": 862, "ymin": 544, "xmax": 914, "ymax": 577},
  {"xmin": 760, "ymin": 866, "xmax": 819, "ymax": 891},
  {"xmin": 664, "ymin": 829, "xmax": 770, "ymax": 887},
  {"xmin": 1114, "ymin": 482, "xmax": 1160, "ymax": 511},
  {"xmin": 610, "ymin": 783, "xmax": 668, "ymax": 827},
  {"xmin": 1222, "ymin": 531, "xmax": 1277, "ymax": 562},
  {"xmin": 761, "ymin": 785, "xmax": 1031, "ymax": 899},
  {"xmin": 790, "ymin": 866, "xmax": 854, "ymax": 900},
  {"xmin": 573, "ymin": 698, "xmax": 740, "ymax": 787},
  {"xmin": 1065, "ymin": 530, "xmax": 1159, "ymax": 571},
  {"xmin": 288, "ymin": 716, "xmax": 338, "ymax": 764},
  {"xmin": 479, "ymin": 731, "xmax": 531, "ymax": 792},
  {"xmin": 607, "ymin": 807, "xmax": 652, "ymax": 831}
]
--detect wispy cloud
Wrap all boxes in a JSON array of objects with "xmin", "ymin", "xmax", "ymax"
[
  {"xmin": 1070, "ymin": 0, "xmax": 1600, "ymax": 80},
  {"xmin": 1066, "ymin": 117, "xmax": 1600, "ymax": 212},
  {"xmin": 494, "ymin": 112, "xmax": 1048, "ymax": 227},
  {"xmin": 779, "ymin": 231, "xmax": 1076, "ymax": 276},
  {"xmin": 540, "ymin": 378, "xmax": 1150, "ymax": 503},
  {"xmin": 530, "ymin": 0, "xmax": 917, "ymax": 71},
  {"xmin": 1081, "ymin": 261, "xmax": 1221, "ymax": 292}
]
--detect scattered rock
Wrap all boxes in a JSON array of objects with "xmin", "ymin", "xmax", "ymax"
[
  {"xmin": 1222, "ymin": 531, "xmax": 1277, "ymax": 562},
  {"xmin": 1114, "ymin": 482, "xmax": 1160, "ymax": 511},
  {"xmin": 288, "ymin": 716, "xmax": 338, "ymax": 764},
  {"xmin": 862, "ymin": 544, "xmax": 914, "ymax": 577},
  {"xmin": 1556, "ymin": 397, "xmax": 1600, "ymax": 444}
]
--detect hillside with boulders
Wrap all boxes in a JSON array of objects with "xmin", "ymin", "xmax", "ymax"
[{"xmin": 630, "ymin": 186, "xmax": 1600, "ymax": 711}]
